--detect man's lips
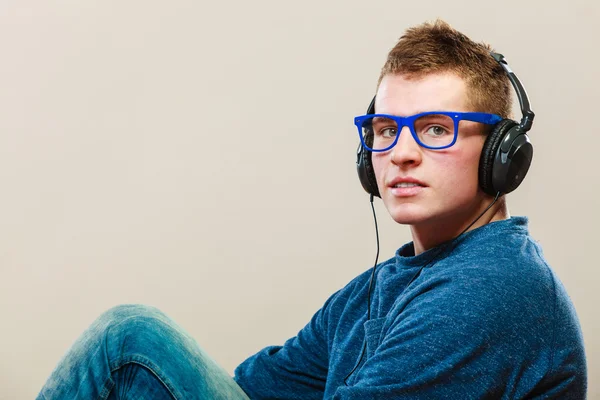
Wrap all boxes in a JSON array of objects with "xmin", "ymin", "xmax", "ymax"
[
  {"xmin": 386, "ymin": 177, "xmax": 427, "ymax": 197},
  {"xmin": 387, "ymin": 177, "xmax": 427, "ymax": 188}
]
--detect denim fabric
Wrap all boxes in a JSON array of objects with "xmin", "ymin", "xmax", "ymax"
[
  {"xmin": 234, "ymin": 217, "xmax": 587, "ymax": 399},
  {"xmin": 37, "ymin": 304, "xmax": 249, "ymax": 400}
]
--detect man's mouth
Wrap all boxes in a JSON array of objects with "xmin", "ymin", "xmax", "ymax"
[
  {"xmin": 392, "ymin": 182, "xmax": 424, "ymax": 188},
  {"xmin": 388, "ymin": 177, "xmax": 427, "ymax": 188}
]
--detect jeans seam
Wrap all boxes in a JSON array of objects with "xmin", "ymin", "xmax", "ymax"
[
  {"xmin": 109, "ymin": 354, "xmax": 181, "ymax": 400},
  {"xmin": 98, "ymin": 378, "xmax": 114, "ymax": 400}
]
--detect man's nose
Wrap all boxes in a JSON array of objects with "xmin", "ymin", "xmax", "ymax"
[{"xmin": 390, "ymin": 125, "xmax": 423, "ymax": 167}]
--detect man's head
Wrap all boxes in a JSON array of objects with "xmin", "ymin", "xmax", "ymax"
[{"xmin": 370, "ymin": 20, "xmax": 513, "ymax": 244}]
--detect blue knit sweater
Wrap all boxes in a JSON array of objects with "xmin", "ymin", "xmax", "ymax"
[{"xmin": 234, "ymin": 217, "xmax": 587, "ymax": 399}]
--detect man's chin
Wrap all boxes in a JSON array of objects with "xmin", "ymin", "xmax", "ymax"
[
  {"xmin": 386, "ymin": 208, "xmax": 432, "ymax": 226},
  {"xmin": 382, "ymin": 195, "xmax": 431, "ymax": 224}
]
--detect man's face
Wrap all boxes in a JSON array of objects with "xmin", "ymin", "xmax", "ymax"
[{"xmin": 372, "ymin": 72, "xmax": 489, "ymax": 227}]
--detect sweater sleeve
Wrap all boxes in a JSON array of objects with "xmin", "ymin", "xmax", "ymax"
[
  {"xmin": 332, "ymin": 263, "xmax": 581, "ymax": 399},
  {"xmin": 233, "ymin": 288, "xmax": 345, "ymax": 400}
]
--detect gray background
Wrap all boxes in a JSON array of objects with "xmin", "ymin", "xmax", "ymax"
[{"xmin": 0, "ymin": 0, "xmax": 597, "ymax": 398}]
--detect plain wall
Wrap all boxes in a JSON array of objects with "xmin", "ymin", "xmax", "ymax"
[{"xmin": 0, "ymin": 0, "xmax": 598, "ymax": 398}]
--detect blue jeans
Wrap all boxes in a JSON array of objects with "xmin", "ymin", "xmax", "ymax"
[{"xmin": 37, "ymin": 304, "xmax": 251, "ymax": 400}]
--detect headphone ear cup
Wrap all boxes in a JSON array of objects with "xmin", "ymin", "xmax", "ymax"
[
  {"xmin": 479, "ymin": 119, "xmax": 518, "ymax": 196},
  {"xmin": 356, "ymin": 144, "xmax": 380, "ymax": 198}
]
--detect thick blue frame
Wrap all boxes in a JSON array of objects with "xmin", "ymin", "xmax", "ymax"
[{"xmin": 354, "ymin": 111, "xmax": 502, "ymax": 151}]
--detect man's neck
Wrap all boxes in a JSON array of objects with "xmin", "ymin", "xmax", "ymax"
[{"xmin": 410, "ymin": 197, "xmax": 509, "ymax": 256}]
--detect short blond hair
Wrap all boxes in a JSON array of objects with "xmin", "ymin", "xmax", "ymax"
[{"xmin": 378, "ymin": 19, "xmax": 512, "ymax": 118}]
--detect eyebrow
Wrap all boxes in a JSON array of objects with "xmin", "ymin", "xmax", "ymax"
[
  {"xmin": 373, "ymin": 111, "xmax": 431, "ymax": 117},
  {"xmin": 371, "ymin": 116, "xmax": 396, "ymax": 123},
  {"xmin": 373, "ymin": 112, "xmax": 457, "ymax": 120}
]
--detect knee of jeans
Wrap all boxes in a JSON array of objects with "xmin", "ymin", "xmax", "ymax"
[
  {"xmin": 98, "ymin": 304, "xmax": 190, "ymax": 365},
  {"xmin": 97, "ymin": 304, "xmax": 167, "ymax": 327}
]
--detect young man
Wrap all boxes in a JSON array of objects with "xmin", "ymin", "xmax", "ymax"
[{"xmin": 37, "ymin": 20, "xmax": 586, "ymax": 399}]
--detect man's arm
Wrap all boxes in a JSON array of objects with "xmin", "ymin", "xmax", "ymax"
[{"xmin": 234, "ymin": 286, "xmax": 351, "ymax": 400}]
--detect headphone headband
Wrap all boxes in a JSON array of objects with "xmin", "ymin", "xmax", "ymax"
[{"xmin": 490, "ymin": 52, "xmax": 535, "ymax": 132}]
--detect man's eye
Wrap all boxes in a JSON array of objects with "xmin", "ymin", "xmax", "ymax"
[
  {"xmin": 377, "ymin": 128, "xmax": 397, "ymax": 138},
  {"xmin": 425, "ymin": 125, "xmax": 448, "ymax": 137}
]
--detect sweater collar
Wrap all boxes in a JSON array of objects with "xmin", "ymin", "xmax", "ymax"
[{"xmin": 394, "ymin": 216, "xmax": 529, "ymax": 268}]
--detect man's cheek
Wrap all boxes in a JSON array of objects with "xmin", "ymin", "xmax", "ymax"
[{"xmin": 372, "ymin": 157, "xmax": 386, "ymax": 186}]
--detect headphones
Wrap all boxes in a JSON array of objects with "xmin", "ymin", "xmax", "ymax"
[{"xmin": 356, "ymin": 52, "xmax": 535, "ymax": 198}]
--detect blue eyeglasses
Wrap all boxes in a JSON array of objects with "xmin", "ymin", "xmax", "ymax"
[{"xmin": 354, "ymin": 111, "xmax": 502, "ymax": 152}]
